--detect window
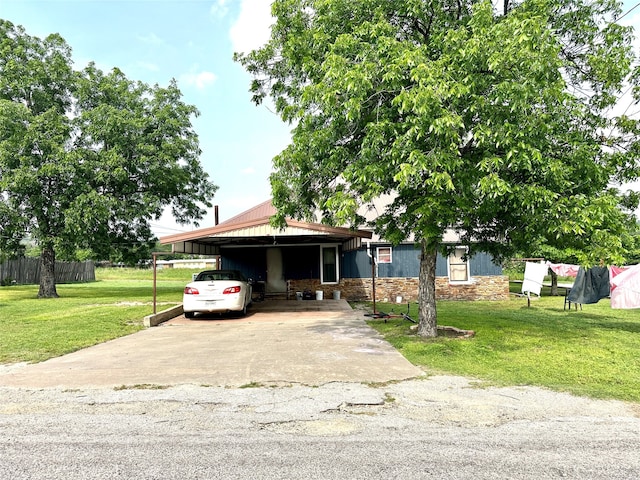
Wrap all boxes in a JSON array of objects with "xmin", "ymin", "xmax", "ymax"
[
  {"xmin": 321, "ymin": 245, "xmax": 339, "ymax": 284},
  {"xmin": 376, "ymin": 246, "xmax": 392, "ymax": 264},
  {"xmin": 448, "ymin": 247, "xmax": 470, "ymax": 283}
]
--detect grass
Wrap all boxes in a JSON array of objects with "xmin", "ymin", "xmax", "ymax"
[
  {"xmin": 366, "ymin": 284, "xmax": 640, "ymax": 402},
  {"xmin": 0, "ymin": 267, "xmax": 193, "ymax": 364},
  {"xmin": 2, "ymin": 269, "xmax": 639, "ymax": 403}
]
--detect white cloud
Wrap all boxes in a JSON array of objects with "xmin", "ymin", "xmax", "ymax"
[
  {"xmin": 229, "ymin": 0, "xmax": 274, "ymax": 54},
  {"xmin": 137, "ymin": 32, "xmax": 164, "ymax": 46},
  {"xmin": 210, "ymin": 0, "xmax": 232, "ymax": 19},
  {"xmin": 179, "ymin": 70, "xmax": 218, "ymax": 90},
  {"xmin": 242, "ymin": 166, "xmax": 256, "ymax": 175},
  {"xmin": 137, "ymin": 61, "xmax": 160, "ymax": 72}
]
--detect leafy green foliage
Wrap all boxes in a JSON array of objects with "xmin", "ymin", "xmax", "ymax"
[
  {"xmin": 237, "ymin": 0, "xmax": 640, "ymax": 334},
  {"xmin": 0, "ymin": 20, "xmax": 218, "ymax": 295}
]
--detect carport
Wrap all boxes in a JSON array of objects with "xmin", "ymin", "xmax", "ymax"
[{"xmin": 159, "ymin": 199, "xmax": 372, "ymax": 298}]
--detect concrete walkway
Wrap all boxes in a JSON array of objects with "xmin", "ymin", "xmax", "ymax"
[{"xmin": 0, "ymin": 300, "xmax": 423, "ymax": 389}]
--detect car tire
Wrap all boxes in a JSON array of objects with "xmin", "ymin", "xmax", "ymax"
[{"xmin": 184, "ymin": 311, "xmax": 195, "ymax": 319}]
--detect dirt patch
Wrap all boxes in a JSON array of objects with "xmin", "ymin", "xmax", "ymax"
[
  {"xmin": 437, "ymin": 325, "xmax": 475, "ymax": 338},
  {"xmin": 87, "ymin": 301, "xmax": 179, "ymax": 307}
]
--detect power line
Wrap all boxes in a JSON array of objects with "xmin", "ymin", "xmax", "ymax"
[
  {"xmin": 149, "ymin": 223, "xmax": 190, "ymax": 234},
  {"xmin": 618, "ymin": 2, "xmax": 640, "ymax": 22}
]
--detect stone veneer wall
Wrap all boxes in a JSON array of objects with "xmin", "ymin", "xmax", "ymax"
[
  {"xmin": 288, "ymin": 275, "xmax": 510, "ymax": 302},
  {"xmin": 434, "ymin": 276, "xmax": 510, "ymax": 301}
]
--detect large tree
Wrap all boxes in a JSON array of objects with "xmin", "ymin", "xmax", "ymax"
[
  {"xmin": 0, "ymin": 20, "xmax": 217, "ymax": 297},
  {"xmin": 237, "ymin": 0, "xmax": 640, "ymax": 336}
]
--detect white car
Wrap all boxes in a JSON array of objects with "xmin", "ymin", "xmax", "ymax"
[{"xmin": 183, "ymin": 270, "xmax": 253, "ymax": 318}]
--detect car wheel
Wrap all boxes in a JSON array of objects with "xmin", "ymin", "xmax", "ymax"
[{"xmin": 184, "ymin": 311, "xmax": 195, "ymax": 319}]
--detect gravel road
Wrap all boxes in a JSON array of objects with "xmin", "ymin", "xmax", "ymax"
[{"xmin": 1, "ymin": 375, "xmax": 639, "ymax": 479}]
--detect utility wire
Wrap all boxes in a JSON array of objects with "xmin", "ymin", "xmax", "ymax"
[{"xmin": 617, "ymin": 2, "xmax": 640, "ymax": 22}]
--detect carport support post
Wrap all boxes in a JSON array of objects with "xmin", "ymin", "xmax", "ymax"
[
  {"xmin": 151, "ymin": 252, "xmax": 172, "ymax": 315},
  {"xmin": 153, "ymin": 253, "xmax": 158, "ymax": 314}
]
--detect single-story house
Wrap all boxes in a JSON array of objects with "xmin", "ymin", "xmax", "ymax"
[{"xmin": 159, "ymin": 199, "xmax": 509, "ymax": 302}]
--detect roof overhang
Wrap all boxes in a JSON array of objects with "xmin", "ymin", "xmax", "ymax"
[{"xmin": 160, "ymin": 217, "xmax": 373, "ymax": 255}]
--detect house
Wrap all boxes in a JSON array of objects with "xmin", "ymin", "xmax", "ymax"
[{"xmin": 159, "ymin": 199, "xmax": 509, "ymax": 302}]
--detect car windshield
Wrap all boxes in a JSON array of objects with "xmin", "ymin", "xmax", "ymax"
[{"xmin": 195, "ymin": 271, "xmax": 245, "ymax": 282}]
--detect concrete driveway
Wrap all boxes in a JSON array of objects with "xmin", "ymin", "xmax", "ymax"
[{"xmin": 0, "ymin": 300, "xmax": 423, "ymax": 389}]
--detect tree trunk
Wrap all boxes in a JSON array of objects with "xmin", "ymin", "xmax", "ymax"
[
  {"xmin": 417, "ymin": 240, "xmax": 438, "ymax": 338},
  {"xmin": 38, "ymin": 244, "xmax": 59, "ymax": 298},
  {"xmin": 550, "ymin": 270, "xmax": 558, "ymax": 296}
]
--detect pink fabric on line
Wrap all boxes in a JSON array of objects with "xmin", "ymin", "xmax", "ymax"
[
  {"xmin": 610, "ymin": 266, "xmax": 627, "ymax": 294},
  {"xmin": 546, "ymin": 263, "xmax": 579, "ymax": 278},
  {"xmin": 610, "ymin": 264, "xmax": 640, "ymax": 309},
  {"xmin": 610, "ymin": 266, "xmax": 629, "ymax": 278}
]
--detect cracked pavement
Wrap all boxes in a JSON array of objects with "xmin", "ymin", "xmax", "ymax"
[{"xmin": 1, "ymin": 376, "xmax": 639, "ymax": 479}]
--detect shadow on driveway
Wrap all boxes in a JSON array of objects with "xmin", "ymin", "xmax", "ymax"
[{"xmin": 0, "ymin": 300, "xmax": 423, "ymax": 389}]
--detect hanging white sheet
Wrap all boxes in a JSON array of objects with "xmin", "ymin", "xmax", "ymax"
[{"xmin": 522, "ymin": 262, "xmax": 548, "ymax": 297}]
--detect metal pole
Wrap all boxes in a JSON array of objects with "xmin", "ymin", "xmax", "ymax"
[
  {"xmin": 153, "ymin": 253, "xmax": 157, "ymax": 314},
  {"xmin": 371, "ymin": 245, "xmax": 377, "ymax": 314},
  {"xmin": 151, "ymin": 252, "xmax": 177, "ymax": 316}
]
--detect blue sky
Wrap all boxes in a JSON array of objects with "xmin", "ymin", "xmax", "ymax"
[
  {"xmin": 0, "ymin": 0, "xmax": 292, "ymax": 237},
  {"xmin": 1, "ymin": 0, "xmax": 639, "ymax": 238}
]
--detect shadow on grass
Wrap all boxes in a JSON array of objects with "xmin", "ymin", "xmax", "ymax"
[
  {"xmin": 58, "ymin": 285, "xmax": 181, "ymax": 301},
  {"xmin": 577, "ymin": 319, "xmax": 640, "ymax": 334}
]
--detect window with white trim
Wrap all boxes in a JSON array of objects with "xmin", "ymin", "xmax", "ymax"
[
  {"xmin": 320, "ymin": 245, "xmax": 339, "ymax": 284},
  {"xmin": 376, "ymin": 246, "xmax": 392, "ymax": 264},
  {"xmin": 448, "ymin": 247, "xmax": 470, "ymax": 283}
]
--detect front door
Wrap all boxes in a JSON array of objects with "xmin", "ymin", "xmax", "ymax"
[{"xmin": 266, "ymin": 247, "xmax": 287, "ymax": 293}]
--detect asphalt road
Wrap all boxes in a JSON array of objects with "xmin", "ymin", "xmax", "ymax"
[
  {"xmin": 2, "ymin": 377, "xmax": 639, "ymax": 479},
  {"xmin": 1, "ymin": 302, "xmax": 639, "ymax": 478}
]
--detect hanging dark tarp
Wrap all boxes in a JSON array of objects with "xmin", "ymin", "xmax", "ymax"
[{"xmin": 567, "ymin": 267, "xmax": 610, "ymax": 305}]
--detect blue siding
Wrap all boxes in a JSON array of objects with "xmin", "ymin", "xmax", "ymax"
[
  {"xmin": 344, "ymin": 244, "xmax": 501, "ymax": 279},
  {"xmin": 435, "ymin": 252, "xmax": 449, "ymax": 276},
  {"xmin": 221, "ymin": 248, "xmax": 266, "ymax": 282},
  {"xmin": 469, "ymin": 252, "xmax": 503, "ymax": 276},
  {"xmin": 284, "ymin": 246, "xmax": 320, "ymax": 279},
  {"xmin": 222, "ymin": 243, "xmax": 501, "ymax": 281},
  {"xmin": 378, "ymin": 244, "xmax": 421, "ymax": 277},
  {"xmin": 221, "ymin": 246, "xmax": 320, "ymax": 283},
  {"xmin": 342, "ymin": 249, "xmax": 373, "ymax": 278}
]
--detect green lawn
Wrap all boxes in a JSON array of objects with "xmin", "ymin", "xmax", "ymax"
[
  {"xmin": 0, "ymin": 268, "xmax": 193, "ymax": 364},
  {"xmin": 2, "ymin": 271, "xmax": 639, "ymax": 403},
  {"xmin": 366, "ymin": 288, "xmax": 640, "ymax": 402}
]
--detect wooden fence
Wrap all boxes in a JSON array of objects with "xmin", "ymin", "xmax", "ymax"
[{"xmin": 0, "ymin": 258, "xmax": 95, "ymax": 285}]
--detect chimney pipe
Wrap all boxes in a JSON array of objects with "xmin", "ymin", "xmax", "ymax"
[{"xmin": 214, "ymin": 205, "xmax": 219, "ymax": 226}]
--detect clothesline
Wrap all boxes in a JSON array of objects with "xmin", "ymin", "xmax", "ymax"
[
  {"xmin": 520, "ymin": 261, "xmax": 640, "ymax": 309},
  {"xmin": 547, "ymin": 262, "xmax": 580, "ymax": 278}
]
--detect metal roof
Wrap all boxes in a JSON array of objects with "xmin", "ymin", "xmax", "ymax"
[{"xmin": 159, "ymin": 199, "xmax": 372, "ymax": 255}]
